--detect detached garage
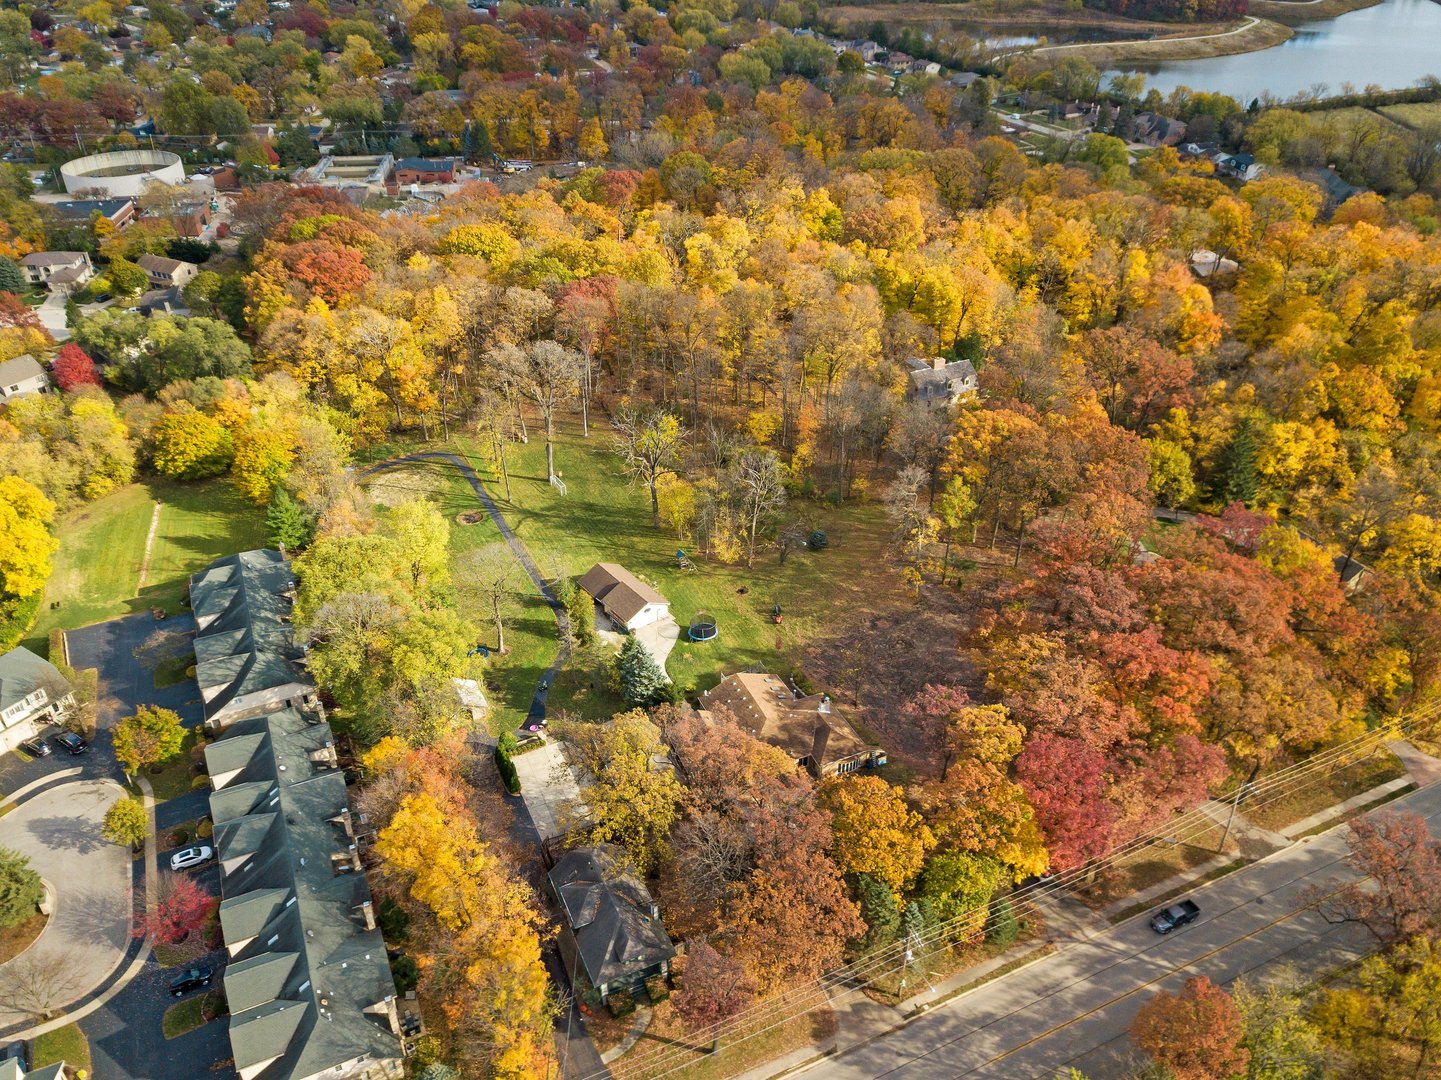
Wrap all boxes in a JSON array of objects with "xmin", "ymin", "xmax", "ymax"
[{"xmin": 577, "ymin": 563, "xmax": 670, "ymax": 633}]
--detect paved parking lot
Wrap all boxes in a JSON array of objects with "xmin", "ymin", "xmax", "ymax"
[
  {"xmin": 58, "ymin": 613, "xmax": 232, "ymax": 1079},
  {"xmin": 0, "ymin": 779, "xmax": 131, "ymax": 1028}
]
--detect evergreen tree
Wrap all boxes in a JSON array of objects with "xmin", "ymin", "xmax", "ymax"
[
  {"xmin": 616, "ymin": 635, "xmax": 669, "ymax": 708},
  {"xmin": 0, "ymin": 256, "xmax": 25, "ymax": 294},
  {"xmin": 986, "ymin": 897, "xmax": 1019, "ymax": 948},
  {"xmin": 1214, "ymin": 420, "xmax": 1260, "ymax": 506},
  {"xmin": 557, "ymin": 577, "xmax": 595, "ymax": 647},
  {"xmin": 266, "ymin": 487, "xmax": 314, "ymax": 551},
  {"xmin": 473, "ymin": 118, "xmax": 495, "ymax": 161},
  {"xmin": 855, "ymin": 873, "xmax": 901, "ymax": 951},
  {"xmin": 0, "ymin": 848, "xmax": 44, "ymax": 929}
]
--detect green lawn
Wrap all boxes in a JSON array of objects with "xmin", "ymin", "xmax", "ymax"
[
  {"xmin": 162, "ymin": 990, "xmax": 226, "ymax": 1038},
  {"xmin": 25, "ymin": 478, "xmax": 269, "ymax": 655},
  {"xmin": 140, "ymin": 728, "xmax": 206, "ymax": 803},
  {"xmin": 31, "ymin": 1023, "xmax": 91, "ymax": 1075},
  {"xmin": 362, "ymin": 421, "xmax": 897, "ymax": 732}
]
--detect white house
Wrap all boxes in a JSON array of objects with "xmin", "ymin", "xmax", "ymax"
[
  {"xmin": 20, "ymin": 251, "xmax": 94, "ymax": 294},
  {"xmin": 0, "ymin": 355, "xmax": 50, "ymax": 402},
  {"xmin": 0, "ymin": 646, "xmax": 76, "ymax": 754},
  {"xmin": 136, "ymin": 252, "xmax": 200, "ymax": 289},
  {"xmin": 577, "ymin": 563, "xmax": 671, "ymax": 632}
]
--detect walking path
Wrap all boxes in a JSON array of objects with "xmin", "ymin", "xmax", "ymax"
[
  {"xmin": 1031, "ymin": 14, "xmax": 1261, "ymax": 53},
  {"xmin": 361, "ymin": 451, "xmax": 572, "ymax": 725}
]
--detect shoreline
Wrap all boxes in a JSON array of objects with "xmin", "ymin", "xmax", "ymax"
[
  {"xmin": 1029, "ymin": 14, "xmax": 1294, "ymax": 63},
  {"xmin": 822, "ymin": 0, "xmax": 1384, "ymax": 64},
  {"xmin": 1247, "ymin": 0, "xmax": 1382, "ymax": 25}
]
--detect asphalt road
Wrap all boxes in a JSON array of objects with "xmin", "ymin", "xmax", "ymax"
[{"xmin": 807, "ymin": 781, "xmax": 1441, "ymax": 1080}]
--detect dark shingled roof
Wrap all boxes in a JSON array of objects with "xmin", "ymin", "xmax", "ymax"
[
  {"xmin": 549, "ymin": 845, "xmax": 675, "ymax": 991},
  {"xmin": 207, "ymin": 708, "xmax": 401, "ymax": 1080}
]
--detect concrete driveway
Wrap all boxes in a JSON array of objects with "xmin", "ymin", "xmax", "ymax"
[
  {"xmin": 513, "ymin": 742, "xmax": 584, "ymax": 841},
  {"xmin": 0, "ymin": 779, "xmax": 131, "ymax": 1027},
  {"xmin": 599, "ymin": 615, "xmax": 681, "ymax": 680}
]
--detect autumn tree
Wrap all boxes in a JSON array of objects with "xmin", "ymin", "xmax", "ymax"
[
  {"xmin": 51, "ymin": 343, "xmax": 100, "ymax": 391},
  {"xmin": 136, "ymin": 871, "xmax": 212, "ymax": 945},
  {"xmin": 561, "ymin": 711, "xmax": 685, "ymax": 872},
  {"xmin": 151, "ymin": 410, "xmax": 236, "ymax": 480},
  {"xmin": 673, "ymin": 941, "xmax": 756, "ymax": 1051},
  {"xmin": 613, "ymin": 406, "xmax": 687, "ymax": 528},
  {"xmin": 102, "ymin": 796, "xmax": 149, "ymax": 850},
  {"xmin": 819, "ymin": 774, "xmax": 935, "ymax": 897},
  {"xmin": 0, "ymin": 476, "xmax": 57, "ymax": 605},
  {"xmin": 1317, "ymin": 812, "xmax": 1441, "ymax": 948},
  {"xmin": 1130, "ymin": 976, "xmax": 1250, "ymax": 1080},
  {"xmin": 112, "ymin": 706, "xmax": 186, "ymax": 777},
  {"xmin": 728, "ymin": 450, "xmax": 788, "ymax": 566}
]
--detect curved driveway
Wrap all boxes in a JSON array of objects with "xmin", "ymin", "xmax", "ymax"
[{"xmin": 0, "ymin": 780, "xmax": 131, "ymax": 1028}]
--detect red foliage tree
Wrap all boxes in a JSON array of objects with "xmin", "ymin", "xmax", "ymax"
[
  {"xmin": 0, "ymin": 291, "xmax": 46, "ymax": 332},
  {"xmin": 136, "ymin": 871, "xmax": 212, "ymax": 945},
  {"xmin": 281, "ymin": 241, "xmax": 372, "ymax": 305},
  {"xmin": 901, "ymin": 683, "xmax": 971, "ymax": 780},
  {"xmin": 1013, "ymin": 733, "xmax": 1117, "ymax": 870},
  {"xmin": 672, "ymin": 941, "xmax": 756, "ymax": 1043},
  {"xmin": 1130, "ymin": 976, "xmax": 1250, "ymax": 1080},
  {"xmin": 1319, "ymin": 812, "xmax": 1441, "ymax": 947},
  {"xmin": 51, "ymin": 343, "xmax": 100, "ymax": 390}
]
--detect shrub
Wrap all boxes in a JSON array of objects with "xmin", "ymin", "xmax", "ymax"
[
  {"xmin": 494, "ymin": 743, "xmax": 521, "ymax": 795},
  {"xmin": 190, "ymin": 774, "xmax": 211, "ymax": 790},
  {"xmin": 391, "ymin": 953, "xmax": 421, "ymax": 992},
  {"xmin": 808, "ymin": 529, "xmax": 828, "ymax": 551},
  {"xmin": 607, "ymin": 991, "xmax": 636, "ymax": 1018},
  {"xmin": 196, "ymin": 818, "xmax": 213, "ymax": 838},
  {"xmin": 378, "ymin": 896, "xmax": 410, "ymax": 939},
  {"xmin": 644, "ymin": 975, "xmax": 670, "ymax": 1004}
]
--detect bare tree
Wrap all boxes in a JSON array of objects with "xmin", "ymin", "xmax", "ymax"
[
  {"xmin": 0, "ymin": 953, "xmax": 91, "ymax": 1020},
  {"xmin": 460, "ymin": 544, "xmax": 523, "ymax": 655},
  {"xmin": 613, "ymin": 406, "xmax": 687, "ymax": 528},
  {"xmin": 487, "ymin": 341, "xmax": 584, "ymax": 483},
  {"xmin": 887, "ymin": 403, "xmax": 952, "ymax": 507},
  {"xmin": 728, "ymin": 451, "xmax": 788, "ymax": 567}
]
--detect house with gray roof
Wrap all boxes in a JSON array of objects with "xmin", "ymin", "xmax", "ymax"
[
  {"xmin": 0, "ymin": 356, "xmax": 49, "ymax": 403},
  {"xmin": 190, "ymin": 550, "xmax": 315, "ymax": 731},
  {"xmin": 0, "ymin": 646, "xmax": 75, "ymax": 754},
  {"xmin": 903, "ymin": 356, "xmax": 978, "ymax": 410},
  {"xmin": 207, "ymin": 707, "xmax": 404, "ymax": 1080},
  {"xmin": 20, "ymin": 251, "xmax": 94, "ymax": 293},
  {"xmin": 0, "ymin": 1058, "xmax": 65, "ymax": 1080},
  {"xmin": 548, "ymin": 844, "xmax": 675, "ymax": 999}
]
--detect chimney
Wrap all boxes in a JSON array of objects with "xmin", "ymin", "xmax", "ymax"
[
  {"xmin": 364, "ymin": 994, "xmax": 403, "ymax": 1038},
  {"xmin": 931, "ymin": 356, "xmax": 947, "ymax": 371},
  {"xmin": 356, "ymin": 899, "xmax": 376, "ymax": 931}
]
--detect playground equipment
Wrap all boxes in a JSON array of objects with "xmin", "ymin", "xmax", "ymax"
[
  {"xmin": 676, "ymin": 549, "xmax": 697, "ymax": 572},
  {"xmin": 688, "ymin": 610, "xmax": 718, "ymax": 642}
]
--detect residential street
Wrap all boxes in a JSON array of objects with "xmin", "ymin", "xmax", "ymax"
[{"xmin": 804, "ymin": 780, "xmax": 1441, "ymax": 1080}]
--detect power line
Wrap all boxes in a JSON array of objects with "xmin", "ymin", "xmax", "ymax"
[{"xmin": 575, "ymin": 699, "xmax": 1441, "ymax": 1080}]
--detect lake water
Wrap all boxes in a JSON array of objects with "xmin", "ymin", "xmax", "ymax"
[{"xmin": 1110, "ymin": 0, "xmax": 1441, "ymax": 103}]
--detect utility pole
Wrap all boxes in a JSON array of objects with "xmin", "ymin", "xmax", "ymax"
[{"xmin": 1219, "ymin": 762, "xmax": 1262, "ymax": 852}]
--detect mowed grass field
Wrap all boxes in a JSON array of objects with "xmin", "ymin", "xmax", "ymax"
[
  {"xmin": 1377, "ymin": 102, "xmax": 1441, "ymax": 129},
  {"xmin": 363, "ymin": 420, "xmax": 901, "ymax": 731},
  {"xmin": 25, "ymin": 479, "xmax": 268, "ymax": 655}
]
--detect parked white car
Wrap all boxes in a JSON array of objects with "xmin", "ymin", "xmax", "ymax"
[{"xmin": 169, "ymin": 845, "xmax": 214, "ymax": 872}]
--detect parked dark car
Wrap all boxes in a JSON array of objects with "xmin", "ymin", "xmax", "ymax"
[
  {"xmin": 1150, "ymin": 899, "xmax": 1201, "ymax": 935},
  {"xmin": 169, "ymin": 965, "xmax": 214, "ymax": 996},
  {"xmin": 19, "ymin": 737, "xmax": 51, "ymax": 758},
  {"xmin": 51, "ymin": 732, "xmax": 88, "ymax": 755}
]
